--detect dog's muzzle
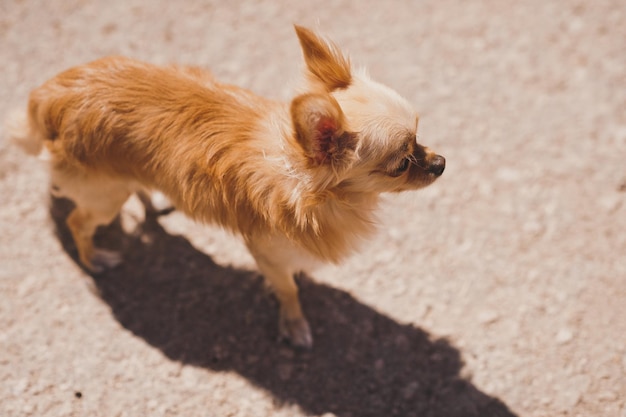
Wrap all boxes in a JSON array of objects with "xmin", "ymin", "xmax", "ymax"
[{"xmin": 428, "ymin": 155, "xmax": 446, "ymax": 176}]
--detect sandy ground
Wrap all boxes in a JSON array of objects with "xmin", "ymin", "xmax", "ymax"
[{"xmin": 1, "ymin": 1, "xmax": 625, "ymax": 416}]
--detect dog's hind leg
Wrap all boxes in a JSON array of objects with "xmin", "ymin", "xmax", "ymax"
[
  {"xmin": 66, "ymin": 207, "xmax": 123, "ymax": 273},
  {"xmin": 53, "ymin": 170, "xmax": 132, "ymax": 273}
]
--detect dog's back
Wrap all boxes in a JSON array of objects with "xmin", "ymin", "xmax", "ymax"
[
  {"xmin": 22, "ymin": 57, "xmax": 259, "ymax": 181},
  {"xmin": 12, "ymin": 58, "xmax": 288, "ymax": 228}
]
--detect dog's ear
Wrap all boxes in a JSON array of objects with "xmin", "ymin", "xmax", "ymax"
[
  {"xmin": 294, "ymin": 25, "xmax": 352, "ymax": 91},
  {"xmin": 291, "ymin": 93, "xmax": 357, "ymax": 168}
]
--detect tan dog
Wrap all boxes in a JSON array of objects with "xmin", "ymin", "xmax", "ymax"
[{"xmin": 7, "ymin": 26, "xmax": 445, "ymax": 348}]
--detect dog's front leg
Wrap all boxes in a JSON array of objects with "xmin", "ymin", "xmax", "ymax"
[{"xmin": 246, "ymin": 238, "xmax": 313, "ymax": 349}]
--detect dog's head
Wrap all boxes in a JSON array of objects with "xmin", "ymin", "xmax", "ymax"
[{"xmin": 291, "ymin": 26, "xmax": 445, "ymax": 194}]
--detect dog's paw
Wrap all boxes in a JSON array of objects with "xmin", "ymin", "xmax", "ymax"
[
  {"xmin": 279, "ymin": 314, "xmax": 313, "ymax": 349},
  {"xmin": 89, "ymin": 249, "xmax": 123, "ymax": 273}
]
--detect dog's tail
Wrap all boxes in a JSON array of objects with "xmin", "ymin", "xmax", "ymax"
[{"xmin": 4, "ymin": 108, "xmax": 47, "ymax": 157}]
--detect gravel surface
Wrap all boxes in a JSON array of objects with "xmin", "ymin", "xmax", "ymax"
[{"xmin": 1, "ymin": 1, "xmax": 625, "ymax": 416}]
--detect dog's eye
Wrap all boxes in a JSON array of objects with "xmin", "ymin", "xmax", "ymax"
[{"xmin": 396, "ymin": 157, "xmax": 410, "ymax": 173}]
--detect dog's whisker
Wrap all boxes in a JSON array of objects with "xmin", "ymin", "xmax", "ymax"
[{"xmin": 407, "ymin": 154, "xmax": 428, "ymax": 169}]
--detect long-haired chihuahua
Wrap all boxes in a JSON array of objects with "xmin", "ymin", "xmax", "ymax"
[{"xmin": 7, "ymin": 26, "xmax": 445, "ymax": 348}]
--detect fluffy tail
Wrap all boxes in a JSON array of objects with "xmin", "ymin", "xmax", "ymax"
[{"xmin": 5, "ymin": 108, "xmax": 45, "ymax": 156}]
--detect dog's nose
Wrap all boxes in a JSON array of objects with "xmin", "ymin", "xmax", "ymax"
[{"xmin": 428, "ymin": 155, "xmax": 445, "ymax": 176}]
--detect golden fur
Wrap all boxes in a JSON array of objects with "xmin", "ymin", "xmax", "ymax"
[{"xmin": 7, "ymin": 26, "xmax": 445, "ymax": 347}]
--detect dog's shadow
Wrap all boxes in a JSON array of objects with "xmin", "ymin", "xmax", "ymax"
[{"xmin": 51, "ymin": 197, "xmax": 516, "ymax": 417}]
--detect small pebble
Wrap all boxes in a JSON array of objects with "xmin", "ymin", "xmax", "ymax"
[
  {"xmin": 478, "ymin": 310, "xmax": 500, "ymax": 324},
  {"xmin": 556, "ymin": 328, "xmax": 574, "ymax": 344},
  {"xmin": 599, "ymin": 194, "xmax": 622, "ymax": 213},
  {"xmin": 13, "ymin": 378, "xmax": 29, "ymax": 395},
  {"xmin": 597, "ymin": 391, "xmax": 617, "ymax": 401}
]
